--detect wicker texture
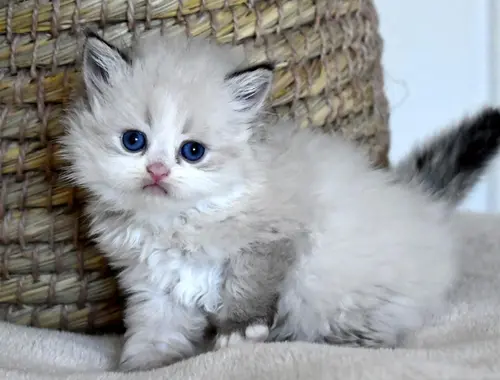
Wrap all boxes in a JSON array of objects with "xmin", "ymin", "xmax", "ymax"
[{"xmin": 0, "ymin": 0, "xmax": 389, "ymax": 333}]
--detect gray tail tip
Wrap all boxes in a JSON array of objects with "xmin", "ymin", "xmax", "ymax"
[
  {"xmin": 447, "ymin": 106, "xmax": 500, "ymax": 173},
  {"xmin": 413, "ymin": 107, "xmax": 500, "ymax": 174},
  {"xmin": 396, "ymin": 106, "xmax": 500, "ymax": 205}
]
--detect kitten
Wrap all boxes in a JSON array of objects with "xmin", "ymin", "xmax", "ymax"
[{"xmin": 60, "ymin": 31, "xmax": 500, "ymax": 371}]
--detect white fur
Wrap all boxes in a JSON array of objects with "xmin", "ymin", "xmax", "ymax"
[
  {"xmin": 61, "ymin": 33, "xmax": 458, "ymax": 371},
  {"xmin": 214, "ymin": 324, "xmax": 269, "ymax": 350}
]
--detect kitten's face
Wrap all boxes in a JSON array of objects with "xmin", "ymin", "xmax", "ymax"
[{"xmin": 61, "ymin": 33, "xmax": 273, "ymax": 215}]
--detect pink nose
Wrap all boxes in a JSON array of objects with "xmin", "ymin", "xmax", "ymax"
[{"xmin": 146, "ymin": 162, "xmax": 170, "ymax": 182}]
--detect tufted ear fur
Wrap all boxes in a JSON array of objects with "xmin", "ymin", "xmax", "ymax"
[
  {"xmin": 225, "ymin": 63, "xmax": 274, "ymax": 115},
  {"xmin": 82, "ymin": 31, "xmax": 131, "ymax": 98}
]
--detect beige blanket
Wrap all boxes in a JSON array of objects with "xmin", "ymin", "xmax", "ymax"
[{"xmin": 1, "ymin": 212, "xmax": 499, "ymax": 379}]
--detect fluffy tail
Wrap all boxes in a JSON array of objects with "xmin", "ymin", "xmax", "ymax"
[{"xmin": 393, "ymin": 107, "xmax": 500, "ymax": 206}]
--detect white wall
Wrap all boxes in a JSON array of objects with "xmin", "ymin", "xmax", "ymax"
[{"xmin": 374, "ymin": 0, "xmax": 495, "ymax": 212}]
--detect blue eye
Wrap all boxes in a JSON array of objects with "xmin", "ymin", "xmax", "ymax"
[
  {"xmin": 122, "ymin": 130, "xmax": 147, "ymax": 152},
  {"xmin": 180, "ymin": 141, "xmax": 206, "ymax": 162}
]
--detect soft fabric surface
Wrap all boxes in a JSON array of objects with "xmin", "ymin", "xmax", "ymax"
[{"xmin": 1, "ymin": 211, "xmax": 499, "ymax": 380}]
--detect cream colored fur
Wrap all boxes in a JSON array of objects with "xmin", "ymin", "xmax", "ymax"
[{"xmin": 61, "ymin": 33, "xmax": 467, "ymax": 370}]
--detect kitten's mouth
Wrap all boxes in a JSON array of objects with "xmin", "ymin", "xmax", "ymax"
[{"xmin": 142, "ymin": 183, "xmax": 168, "ymax": 196}]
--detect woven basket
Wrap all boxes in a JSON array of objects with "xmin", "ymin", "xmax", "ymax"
[{"xmin": 0, "ymin": 0, "xmax": 390, "ymax": 333}]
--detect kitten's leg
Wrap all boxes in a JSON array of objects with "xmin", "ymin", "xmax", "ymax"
[
  {"xmin": 265, "ymin": 225, "xmax": 449, "ymax": 348},
  {"xmin": 271, "ymin": 285, "xmax": 424, "ymax": 348},
  {"xmin": 211, "ymin": 241, "xmax": 291, "ymax": 350},
  {"xmin": 212, "ymin": 285, "xmax": 276, "ymax": 350},
  {"xmin": 119, "ymin": 290, "xmax": 208, "ymax": 372},
  {"xmin": 323, "ymin": 293, "xmax": 423, "ymax": 347}
]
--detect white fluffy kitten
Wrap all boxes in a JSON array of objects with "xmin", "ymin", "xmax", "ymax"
[{"xmin": 60, "ymin": 31, "xmax": 500, "ymax": 371}]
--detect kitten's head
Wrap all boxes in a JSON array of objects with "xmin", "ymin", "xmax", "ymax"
[{"xmin": 61, "ymin": 32, "xmax": 274, "ymax": 215}]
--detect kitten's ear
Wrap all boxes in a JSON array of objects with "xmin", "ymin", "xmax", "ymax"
[
  {"xmin": 225, "ymin": 64, "xmax": 274, "ymax": 114},
  {"xmin": 82, "ymin": 31, "xmax": 131, "ymax": 95}
]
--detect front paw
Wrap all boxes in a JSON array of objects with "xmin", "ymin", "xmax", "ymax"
[
  {"xmin": 214, "ymin": 323, "xmax": 269, "ymax": 350},
  {"xmin": 119, "ymin": 351, "xmax": 165, "ymax": 372},
  {"xmin": 118, "ymin": 341, "xmax": 184, "ymax": 372}
]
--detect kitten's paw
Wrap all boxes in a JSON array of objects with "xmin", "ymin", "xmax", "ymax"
[
  {"xmin": 118, "ymin": 342, "xmax": 183, "ymax": 372},
  {"xmin": 118, "ymin": 350, "xmax": 166, "ymax": 372},
  {"xmin": 245, "ymin": 324, "xmax": 270, "ymax": 341},
  {"xmin": 214, "ymin": 324, "xmax": 269, "ymax": 350}
]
